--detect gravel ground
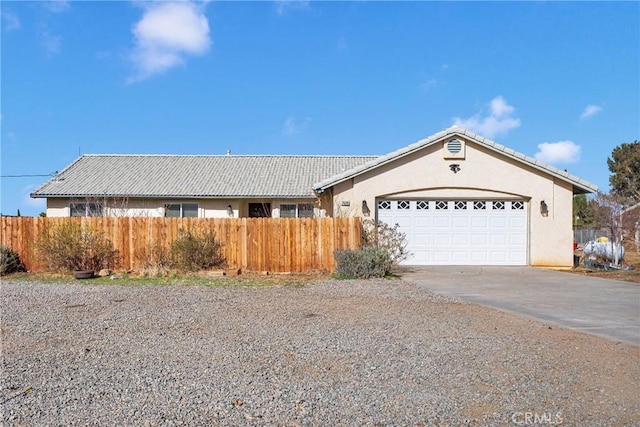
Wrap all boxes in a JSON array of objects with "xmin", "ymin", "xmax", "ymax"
[{"xmin": 1, "ymin": 278, "xmax": 638, "ymax": 426}]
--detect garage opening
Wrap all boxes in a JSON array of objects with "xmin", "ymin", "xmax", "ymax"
[{"xmin": 377, "ymin": 199, "xmax": 528, "ymax": 265}]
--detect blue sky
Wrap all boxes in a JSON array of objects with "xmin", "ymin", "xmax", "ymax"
[{"xmin": 1, "ymin": 1, "xmax": 638, "ymax": 216}]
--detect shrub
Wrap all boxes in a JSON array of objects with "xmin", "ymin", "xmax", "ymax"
[
  {"xmin": 35, "ymin": 222, "xmax": 119, "ymax": 272},
  {"xmin": 135, "ymin": 241, "xmax": 173, "ymax": 277},
  {"xmin": 361, "ymin": 219, "xmax": 409, "ymax": 265},
  {"xmin": 0, "ymin": 246, "xmax": 25, "ymax": 276},
  {"xmin": 170, "ymin": 228, "xmax": 225, "ymax": 272},
  {"xmin": 334, "ymin": 247, "xmax": 393, "ymax": 279}
]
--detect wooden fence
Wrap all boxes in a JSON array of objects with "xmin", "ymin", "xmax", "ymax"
[{"xmin": 0, "ymin": 216, "xmax": 362, "ymax": 273}]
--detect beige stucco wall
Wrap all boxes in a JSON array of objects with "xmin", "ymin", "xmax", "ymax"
[
  {"xmin": 45, "ymin": 197, "xmax": 324, "ymax": 218},
  {"xmin": 326, "ymin": 137, "xmax": 577, "ymax": 267}
]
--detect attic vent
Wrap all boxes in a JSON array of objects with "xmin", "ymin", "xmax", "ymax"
[
  {"xmin": 443, "ymin": 138, "xmax": 465, "ymax": 159},
  {"xmin": 447, "ymin": 139, "xmax": 462, "ymax": 154}
]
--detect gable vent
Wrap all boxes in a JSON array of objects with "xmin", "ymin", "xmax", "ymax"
[
  {"xmin": 447, "ymin": 139, "xmax": 462, "ymax": 154},
  {"xmin": 443, "ymin": 138, "xmax": 465, "ymax": 159}
]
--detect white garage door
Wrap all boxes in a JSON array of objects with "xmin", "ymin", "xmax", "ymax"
[{"xmin": 377, "ymin": 199, "xmax": 528, "ymax": 265}]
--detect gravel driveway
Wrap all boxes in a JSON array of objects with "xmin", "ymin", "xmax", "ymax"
[{"xmin": 1, "ymin": 279, "xmax": 638, "ymax": 426}]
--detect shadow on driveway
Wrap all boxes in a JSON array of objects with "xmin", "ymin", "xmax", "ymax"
[{"xmin": 400, "ymin": 266, "xmax": 640, "ymax": 346}]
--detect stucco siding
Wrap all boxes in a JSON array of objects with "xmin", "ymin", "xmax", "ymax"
[
  {"xmin": 45, "ymin": 197, "xmax": 322, "ymax": 218},
  {"xmin": 330, "ymin": 137, "xmax": 577, "ymax": 266}
]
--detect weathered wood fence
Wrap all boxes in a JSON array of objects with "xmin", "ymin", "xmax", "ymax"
[{"xmin": 0, "ymin": 216, "xmax": 362, "ymax": 273}]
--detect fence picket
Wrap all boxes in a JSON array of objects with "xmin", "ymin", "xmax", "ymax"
[{"xmin": 0, "ymin": 216, "xmax": 360, "ymax": 273}]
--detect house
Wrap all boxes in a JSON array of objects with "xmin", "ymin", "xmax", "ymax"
[{"xmin": 31, "ymin": 126, "xmax": 598, "ymax": 267}]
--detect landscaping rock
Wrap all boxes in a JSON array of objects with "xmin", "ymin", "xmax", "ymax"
[{"xmin": 1, "ymin": 279, "xmax": 637, "ymax": 425}]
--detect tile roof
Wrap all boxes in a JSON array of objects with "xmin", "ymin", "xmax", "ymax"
[
  {"xmin": 31, "ymin": 155, "xmax": 377, "ymax": 199},
  {"xmin": 313, "ymin": 126, "xmax": 598, "ymax": 194},
  {"xmin": 32, "ymin": 127, "xmax": 598, "ymax": 201}
]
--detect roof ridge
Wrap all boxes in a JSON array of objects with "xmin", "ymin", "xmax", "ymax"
[{"xmin": 80, "ymin": 154, "xmax": 379, "ymax": 158}]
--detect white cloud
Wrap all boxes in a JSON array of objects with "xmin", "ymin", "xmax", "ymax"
[
  {"xmin": 283, "ymin": 115, "xmax": 311, "ymax": 135},
  {"xmin": 128, "ymin": 2, "xmax": 211, "ymax": 83},
  {"xmin": 275, "ymin": 0, "xmax": 310, "ymax": 16},
  {"xmin": 534, "ymin": 140, "xmax": 581, "ymax": 164},
  {"xmin": 2, "ymin": 11, "xmax": 21, "ymax": 31},
  {"xmin": 452, "ymin": 96, "xmax": 521, "ymax": 138},
  {"xmin": 580, "ymin": 104, "xmax": 603, "ymax": 120}
]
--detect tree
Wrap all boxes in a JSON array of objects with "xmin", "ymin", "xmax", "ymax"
[
  {"xmin": 572, "ymin": 194, "xmax": 597, "ymax": 227},
  {"xmin": 591, "ymin": 192, "xmax": 639, "ymax": 265},
  {"xmin": 607, "ymin": 141, "xmax": 640, "ymax": 202}
]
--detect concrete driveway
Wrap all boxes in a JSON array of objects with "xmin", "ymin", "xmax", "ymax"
[{"xmin": 400, "ymin": 266, "xmax": 640, "ymax": 346}]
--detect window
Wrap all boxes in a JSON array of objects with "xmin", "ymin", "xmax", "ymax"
[
  {"xmin": 298, "ymin": 204, "xmax": 315, "ymax": 218},
  {"xmin": 165, "ymin": 203, "xmax": 198, "ymax": 218},
  {"xmin": 280, "ymin": 204, "xmax": 296, "ymax": 218},
  {"xmin": 436, "ymin": 201, "xmax": 448, "ymax": 210},
  {"xmin": 249, "ymin": 203, "xmax": 271, "ymax": 218},
  {"xmin": 454, "ymin": 201, "xmax": 467, "ymax": 210},
  {"xmin": 398, "ymin": 200, "xmax": 410, "ymax": 210},
  {"xmin": 416, "ymin": 201, "xmax": 429, "ymax": 210},
  {"xmin": 473, "ymin": 201, "xmax": 486, "ymax": 210},
  {"xmin": 70, "ymin": 202, "xmax": 103, "ymax": 217},
  {"xmin": 279, "ymin": 203, "xmax": 315, "ymax": 218},
  {"xmin": 378, "ymin": 200, "xmax": 391, "ymax": 210},
  {"xmin": 512, "ymin": 201, "xmax": 525, "ymax": 210},
  {"xmin": 492, "ymin": 201, "xmax": 505, "ymax": 210}
]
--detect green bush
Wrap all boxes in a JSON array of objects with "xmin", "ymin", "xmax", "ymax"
[
  {"xmin": 170, "ymin": 228, "xmax": 225, "ymax": 272},
  {"xmin": 35, "ymin": 222, "xmax": 119, "ymax": 272},
  {"xmin": 0, "ymin": 246, "xmax": 25, "ymax": 276},
  {"xmin": 334, "ymin": 247, "xmax": 393, "ymax": 279}
]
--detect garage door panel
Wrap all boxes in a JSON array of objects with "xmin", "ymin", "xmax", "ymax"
[
  {"xmin": 452, "ymin": 234, "xmax": 470, "ymax": 245},
  {"xmin": 433, "ymin": 234, "xmax": 450, "ymax": 245},
  {"xmin": 378, "ymin": 199, "xmax": 528, "ymax": 266},
  {"xmin": 490, "ymin": 217, "xmax": 507, "ymax": 227},
  {"xmin": 432, "ymin": 251, "xmax": 450, "ymax": 262},
  {"xmin": 414, "ymin": 217, "xmax": 431, "ymax": 228},
  {"xmin": 394, "ymin": 215, "xmax": 412, "ymax": 227},
  {"xmin": 414, "ymin": 233, "xmax": 432, "ymax": 245},
  {"xmin": 433, "ymin": 217, "xmax": 450, "ymax": 228},
  {"xmin": 510, "ymin": 216, "xmax": 527, "ymax": 227},
  {"xmin": 472, "ymin": 234, "xmax": 489, "ymax": 246},
  {"xmin": 471, "ymin": 217, "xmax": 489, "ymax": 228},
  {"xmin": 472, "ymin": 252, "xmax": 489, "ymax": 263},
  {"xmin": 452, "ymin": 217, "xmax": 469, "ymax": 227},
  {"xmin": 452, "ymin": 251, "xmax": 470, "ymax": 263},
  {"xmin": 491, "ymin": 234, "xmax": 507, "ymax": 245}
]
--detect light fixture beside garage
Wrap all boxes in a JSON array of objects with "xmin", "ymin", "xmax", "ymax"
[
  {"xmin": 540, "ymin": 200, "xmax": 549, "ymax": 217},
  {"xmin": 362, "ymin": 200, "xmax": 370, "ymax": 216}
]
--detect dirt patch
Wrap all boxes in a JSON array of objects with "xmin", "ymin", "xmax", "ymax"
[{"xmin": 568, "ymin": 244, "xmax": 640, "ymax": 283}]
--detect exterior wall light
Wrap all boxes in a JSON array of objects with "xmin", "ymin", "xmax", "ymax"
[
  {"xmin": 227, "ymin": 204, "xmax": 234, "ymax": 217},
  {"xmin": 540, "ymin": 200, "xmax": 549, "ymax": 217},
  {"xmin": 362, "ymin": 200, "xmax": 370, "ymax": 216}
]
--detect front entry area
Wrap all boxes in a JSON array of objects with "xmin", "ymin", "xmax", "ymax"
[{"xmin": 377, "ymin": 199, "xmax": 528, "ymax": 265}]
